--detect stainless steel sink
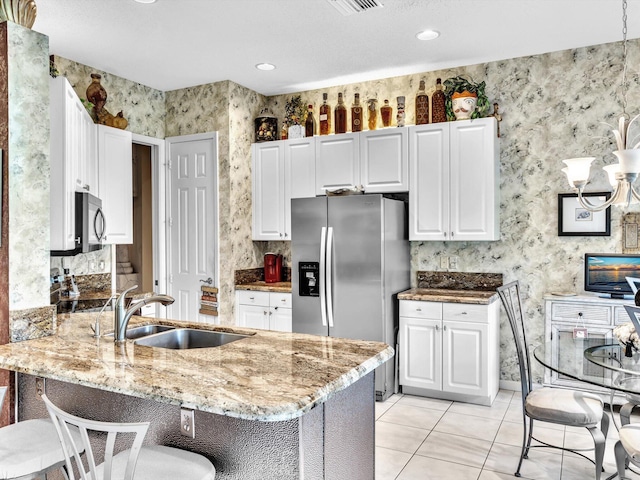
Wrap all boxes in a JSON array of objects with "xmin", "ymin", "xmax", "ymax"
[
  {"xmin": 105, "ymin": 324, "xmax": 175, "ymax": 340},
  {"xmin": 133, "ymin": 328, "xmax": 251, "ymax": 349}
]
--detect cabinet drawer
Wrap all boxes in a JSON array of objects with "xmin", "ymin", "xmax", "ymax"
[
  {"xmin": 615, "ymin": 305, "xmax": 634, "ymax": 325},
  {"xmin": 400, "ymin": 300, "xmax": 442, "ymax": 319},
  {"xmin": 550, "ymin": 302, "xmax": 611, "ymax": 326},
  {"xmin": 237, "ymin": 290, "xmax": 270, "ymax": 306},
  {"xmin": 443, "ymin": 303, "xmax": 488, "ymax": 323},
  {"xmin": 270, "ymin": 292, "xmax": 292, "ymax": 309}
]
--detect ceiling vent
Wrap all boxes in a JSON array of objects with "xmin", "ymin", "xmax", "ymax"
[{"xmin": 327, "ymin": 0, "xmax": 384, "ymax": 16}]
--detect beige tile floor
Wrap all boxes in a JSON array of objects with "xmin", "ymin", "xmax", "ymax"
[{"xmin": 375, "ymin": 390, "xmax": 640, "ymax": 480}]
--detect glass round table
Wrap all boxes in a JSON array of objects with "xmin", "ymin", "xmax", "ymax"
[{"xmin": 533, "ymin": 339, "xmax": 640, "ymax": 397}]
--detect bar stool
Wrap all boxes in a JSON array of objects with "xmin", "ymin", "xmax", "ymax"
[
  {"xmin": 42, "ymin": 394, "xmax": 216, "ymax": 480},
  {"xmin": 0, "ymin": 386, "xmax": 82, "ymax": 480}
]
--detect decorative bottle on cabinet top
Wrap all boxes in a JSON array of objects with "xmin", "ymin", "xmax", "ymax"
[
  {"xmin": 367, "ymin": 99, "xmax": 378, "ymax": 130},
  {"xmin": 415, "ymin": 80, "xmax": 429, "ymax": 125},
  {"xmin": 396, "ymin": 96, "xmax": 406, "ymax": 127},
  {"xmin": 351, "ymin": 93, "xmax": 363, "ymax": 132},
  {"xmin": 319, "ymin": 93, "xmax": 331, "ymax": 135},
  {"xmin": 431, "ymin": 78, "xmax": 447, "ymax": 123},
  {"xmin": 334, "ymin": 92, "xmax": 347, "ymax": 134},
  {"xmin": 380, "ymin": 100, "xmax": 392, "ymax": 127},
  {"xmin": 305, "ymin": 104, "xmax": 316, "ymax": 137}
]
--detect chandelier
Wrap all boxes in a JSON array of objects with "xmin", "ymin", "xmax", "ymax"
[{"xmin": 561, "ymin": 0, "xmax": 640, "ymax": 212}]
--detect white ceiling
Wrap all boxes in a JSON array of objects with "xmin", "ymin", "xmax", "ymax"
[{"xmin": 32, "ymin": 0, "xmax": 640, "ymax": 96}]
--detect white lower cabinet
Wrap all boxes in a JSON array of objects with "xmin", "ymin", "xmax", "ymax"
[
  {"xmin": 236, "ymin": 290, "xmax": 292, "ymax": 332},
  {"xmin": 399, "ymin": 299, "xmax": 500, "ymax": 406}
]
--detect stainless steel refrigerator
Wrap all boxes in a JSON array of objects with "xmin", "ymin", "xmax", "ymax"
[{"xmin": 292, "ymin": 194, "xmax": 410, "ymax": 401}]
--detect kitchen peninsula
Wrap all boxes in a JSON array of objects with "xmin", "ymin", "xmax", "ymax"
[{"xmin": 0, "ymin": 313, "xmax": 392, "ymax": 480}]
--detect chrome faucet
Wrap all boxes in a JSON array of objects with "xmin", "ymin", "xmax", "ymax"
[{"xmin": 113, "ymin": 285, "xmax": 175, "ymax": 343}]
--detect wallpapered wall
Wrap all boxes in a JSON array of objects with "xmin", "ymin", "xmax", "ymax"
[
  {"xmin": 264, "ymin": 40, "xmax": 640, "ymax": 382},
  {"xmin": 49, "ymin": 39, "xmax": 640, "ymax": 382}
]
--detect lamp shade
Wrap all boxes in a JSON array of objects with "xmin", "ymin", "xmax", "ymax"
[
  {"xmin": 603, "ymin": 164, "xmax": 621, "ymax": 187},
  {"xmin": 613, "ymin": 150, "xmax": 640, "ymax": 173},
  {"xmin": 562, "ymin": 157, "xmax": 595, "ymax": 185}
]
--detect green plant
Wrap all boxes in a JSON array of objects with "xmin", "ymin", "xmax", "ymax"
[
  {"xmin": 443, "ymin": 76, "xmax": 489, "ymax": 120},
  {"xmin": 284, "ymin": 95, "xmax": 306, "ymax": 126}
]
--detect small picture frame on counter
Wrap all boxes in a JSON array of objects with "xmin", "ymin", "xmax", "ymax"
[{"xmin": 558, "ymin": 192, "xmax": 611, "ymax": 236}]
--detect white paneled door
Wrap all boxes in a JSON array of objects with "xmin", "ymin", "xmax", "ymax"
[{"xmin": 166, "ymin": 133, "xmax": 217, "ymax": 322}]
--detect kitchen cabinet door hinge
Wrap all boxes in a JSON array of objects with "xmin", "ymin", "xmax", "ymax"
[{"xmin": 169, "ymin": 274, "xmax": 174, "ymax": 284}]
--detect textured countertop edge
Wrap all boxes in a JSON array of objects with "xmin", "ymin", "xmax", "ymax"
[
  {"xmin": 0, "ymin": 317, "xmax": 393, "ymax": 423},
  {"xmin": 397, "ymin": 288, "xmax": 499, "ymax": 305},
  {"xmin": 0, "ymin": 343, "xmax": 393, "ymax": 423},
  {"xmin": 235, "ymin": 282, "xmax": 292, "ymax": 293}
]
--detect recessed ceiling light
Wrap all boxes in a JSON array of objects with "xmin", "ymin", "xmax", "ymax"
[
  {"xmin": 255, "ymin": 63, "xmax": 276, "ymax": 71},
  {"xmin": 134, "ymin": 0, "xmax": 157, "ymax": 3},
  {"xmin": 416, "ymin": 30, "xmax": 440, "ymax": 41}
]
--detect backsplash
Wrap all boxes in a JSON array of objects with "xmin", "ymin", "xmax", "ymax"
[{"xmin": 416, "ymin": 272, "xmax": 503, "ymax": 291}]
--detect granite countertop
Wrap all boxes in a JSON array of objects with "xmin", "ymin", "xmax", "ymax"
[
  {"xmin": 398, "ymin": 288, "xmax": 499, "ymax": 305},
  {"xmin": 235, "ymin": 281, "xmax": 292, "ymax": 293},
  {"xmin": 0, "ymin": 313, "xmax": 392, "ymax": 422}
]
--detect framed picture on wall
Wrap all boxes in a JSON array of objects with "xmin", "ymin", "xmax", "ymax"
[{"xmin": 558, "ymin": 192, "xmax": 611, "ymax": 236}]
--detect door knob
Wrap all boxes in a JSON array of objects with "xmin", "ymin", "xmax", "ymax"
[{"xmin": 199, "ymin": 277, "xmax": 213, "ymax": 285}]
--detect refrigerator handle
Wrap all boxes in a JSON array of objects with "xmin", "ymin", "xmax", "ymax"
[
  {"xmin": 326, "ymin": 227, "xmax": 334, "ymax": 328},
  {"xmin": 319, "ymin": 227, "xmax": 328, "ymax": 327}
]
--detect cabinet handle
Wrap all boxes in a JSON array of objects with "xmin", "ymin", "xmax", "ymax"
[
  {"xmin": 279, "ymin": 233, "xmax": 283, "ymax": 238},
  {"xmin": 443, "ymin": 232, "xmax": 447, "ymax": 238},
  {"xmin": 461, "ymin": 312, "xmax": 468, "ymax": 315},
  {"xmin": 451, "ymin": 232, "xmax": 454, "ymax": 238},
  {"xmin": 435, "ymin": 324, "xmax": 439, "ymax": 331},
  {"xmin": 269, "ymin": 311, "xmax": 273, "ymax": 315},
  {"xmin": 249, "ymin": 296, "xmax": 255, "ymax": 300},
  {"xmin": 578, "ymin": 312, "xmax": 583, "ymax": 318},
  {"xmin": 274, "ymin": 306, "xmax": 278, "ymax": 310},
  {"xmin": 281, "ymin": 298, "xmax": 286, "ymax": 302},
  {"xmin": 284, "ymin": 232, "xmax": 288, "ymax": 238},
  {"xmin": 263, "ymin": 311, "xmax": 267, "ymax": 315},
  {"xmin": 444, "ymin": 325, "xmax": 447, "ymax": 331},
  {"xmin": 83, "ymin": 184, "xmax": 90, "ymax": 191},
  {"xmin": 416, "ymin": 308, "xmax": 422, "ymax": 312}
]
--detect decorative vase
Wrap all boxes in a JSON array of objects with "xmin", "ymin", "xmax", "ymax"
[
  {"xmin": 451, "ymin": 91, "xmax": 478, "ymax": 120},
  {"xmin": 0, "ymin": 0, "xmax": 37, "ymax": 29},
  {"xmin": 86, "ymin": 73, "xmax": 107, "ymax": 114}
]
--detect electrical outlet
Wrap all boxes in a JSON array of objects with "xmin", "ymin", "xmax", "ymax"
[
  {"xmin": 180, "ymin": 407, "xmax": 195, "ymax": 438},
  {"xmin": 449, "ymin": 256, "xmax": 459, "ymax": 270},
  {"xmin": 440, "ymin": 256, "xmax": 449, "ymax": 269},
  {"xmin": 35, "ymin": 377, "xmax": 45, "ymax": 397}
]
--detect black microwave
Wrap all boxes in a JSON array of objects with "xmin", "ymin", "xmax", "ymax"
[{"xmin": 51, "ymin": 192, "xmax": 105, "ymax": 256}]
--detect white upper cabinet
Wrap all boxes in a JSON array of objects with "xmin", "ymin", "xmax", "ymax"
[
  {"xmin": 409, "ymin": 118, "xmax": 499, "ymax": 241},
  {"xmin": 315, "ymin": 128, "xmax": 408, "ymax": 195},
  {"xmin": 98, "ymin": 125, "xmax": 133, "ymax": 244},
  {"xmin": 360, "ymin": 128, "xmax": 409, "ymax": 193},
  {"xmin": 252, "ymin": 138, "xmax": 315, "ymax": 241},
  {"xmin": 50, "ymin": 76, "xmax": 98, "ymax": 252},
  {"xmin": 315, "ymin": 133, "xmax": 360, "ymax": 194},
  {"xmin": 252, "ymin": 141, "xmax": 284, "ymax": 240}
]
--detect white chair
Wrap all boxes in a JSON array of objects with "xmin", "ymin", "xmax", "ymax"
[
  {"xmin": 42, "ymin": 394, "xmax": 216, "ymax": 480},
  {"xmin": 497, "ymin": 281, "xmax": 610, "ymax": 479},
  {"xmin": 616, "ymin": 424, "xmax": 640, "ymax": 479},
  {"xmin": 0, "ymin": 386, "xmax": 81, "ymax": 480}
]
